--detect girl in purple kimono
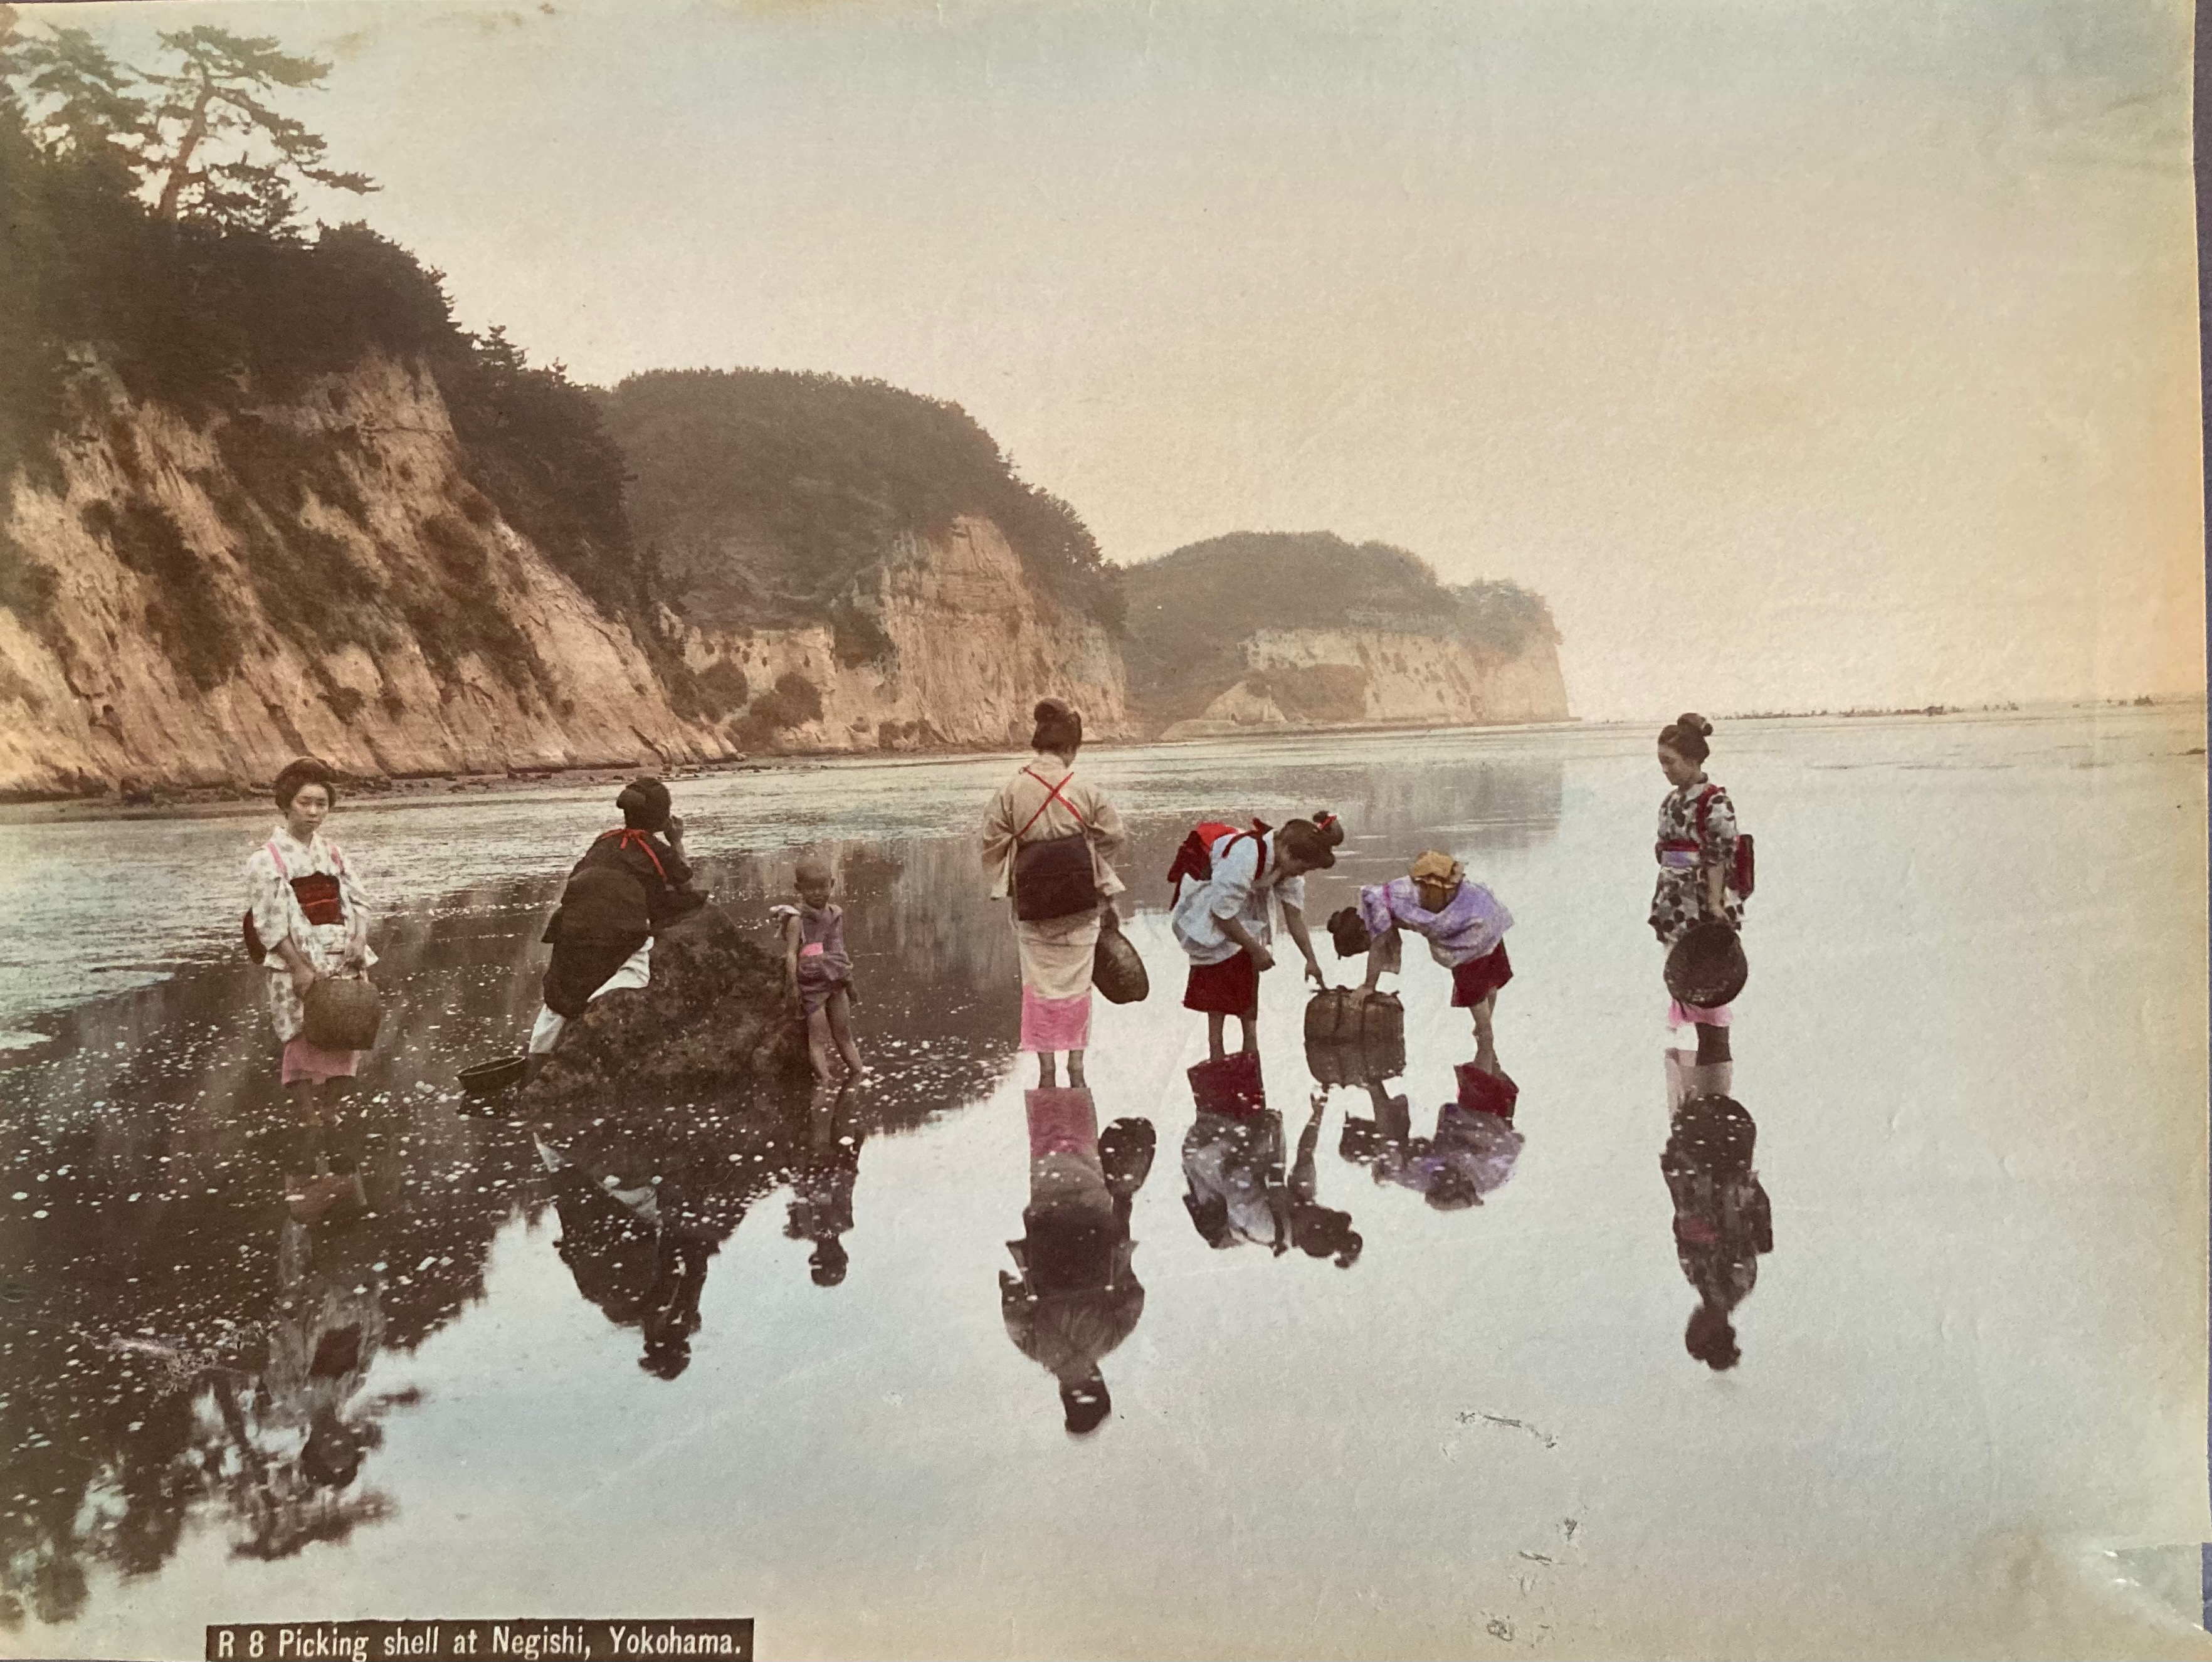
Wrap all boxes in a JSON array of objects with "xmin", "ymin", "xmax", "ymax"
[
  {"xmin": 774, "ymin": 857, "xmax": 865, "ymax": 1081},
  {"xmin": 1358, "ymin": 851, "xmax": 1514, "ymax": 1075}
]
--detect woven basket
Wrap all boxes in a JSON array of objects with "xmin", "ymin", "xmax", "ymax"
[
  {"xmin": 1664, "ymin": 922, "xmax": 1748, "ymax": 1009},
  {"xmin": 303, "ymin": 974, "xmax": 382, "ymax": 1051},
  {"xmin": 1093, "ymin": 915, "xmax": 1150, "ymax": 1005}
]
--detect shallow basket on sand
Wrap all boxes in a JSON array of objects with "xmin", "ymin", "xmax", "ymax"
[{"xmin": 1665, "ymin": 922, "xmax": 1749, "ymax": 1009}]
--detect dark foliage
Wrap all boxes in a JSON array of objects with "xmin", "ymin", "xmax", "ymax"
[
  {"xmin": 596, "ymin": 369, "xmax": 1122, "ymax": 635},
  {"xmin": 1119, "ymin": 530, "xmax": 1559, "ymax": 722},
  {"xmin": 78, "ymin": 497, "xmax": 239, "ymax": 690}
]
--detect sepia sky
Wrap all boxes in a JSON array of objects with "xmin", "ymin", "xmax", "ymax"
[{"xmin": 41, "ymin": 0, "xmax": 2207, "ymax": 718}]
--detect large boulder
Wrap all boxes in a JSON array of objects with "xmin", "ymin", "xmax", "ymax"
[{"xmin": 522, "ymin": 905, "xmax": 813, "ymax": 1106}]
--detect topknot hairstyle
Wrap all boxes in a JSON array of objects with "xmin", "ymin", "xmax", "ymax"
[
  {"xmin": 1659, "ymin": 712, "xmax": 1714, "ymax": 764},
  {"xmin": 1031, "ymin": 698, "xmax": 1083, "ymax": 757}
]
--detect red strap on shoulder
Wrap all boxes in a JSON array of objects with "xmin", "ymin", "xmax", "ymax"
[
  {"xmin": 265, "ymin": 839, "xmax": 287, "ymax": 878},
  {"xmin": 598, "ymin": 827, "xmax": 669, "ymax": 883},
  {"xmin": 1015, "ymin": 770, "xmax": 1085, "ymax": 841},
  {"xmin": 1693, "ymin": 786, "xmax": 1723, "ymax": 838}
]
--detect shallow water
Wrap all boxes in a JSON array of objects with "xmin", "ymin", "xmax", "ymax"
[{"xmin": 0, "ymin": 710, "xmax": 2204, "ymax": 1658}]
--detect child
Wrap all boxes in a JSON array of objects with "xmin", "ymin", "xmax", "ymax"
[
  {"xmin": 774, "ymin": 858, "xmax": 865, "ymax": 1081},
  {"xmin": 1357, "ymin": 851, "xmax": 1514, "ymax": 1075},
  {"xmin": 1171, "ymin": 813, "xmax": 1343, "ymax": 1061}
]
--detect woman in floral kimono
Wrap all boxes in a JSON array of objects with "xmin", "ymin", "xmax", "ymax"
[
  {"xmin": 246, "ymin": 758, "xmax": 372, "ymax": 1107},
  {"xmin": 1651, "ymin": 713, "xmax": 1744, "ymax": 1063}
]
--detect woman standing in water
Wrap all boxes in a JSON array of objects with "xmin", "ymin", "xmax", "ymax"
[
  {"xmin": 982, "ymin": 699, "xmax": 1128, "ymax": 1087},
  {"xmin": 1651, "ymin": 713, "xmax": 1745, "ymax": 1063},
  {"xmin": 247, "ymin": 759, "xmax": 373, "ymax": 1206}
]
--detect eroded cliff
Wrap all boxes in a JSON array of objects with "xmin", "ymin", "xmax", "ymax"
[
  {"xmin": 682, "ymin": 517, "xmax": 1128, "ymax": 753},
  {"xmin": 1159, "ymin": 626, "xmax": 1569, "ymax": 739},
  {"xmin": 0, "ymin": 353, "xmax": 732, "ymax": 798}
]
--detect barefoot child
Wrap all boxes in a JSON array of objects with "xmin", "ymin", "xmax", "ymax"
[
  {"xmin": 1171, "ymin": 814, "xmax": 1343, "ymax": 1061},
  {"xmin": 1357, "ymin": 851, "xmax": 1514, "ymax": 1074},
  {"xmin": 775, "ymin": 858, "xmax": 865, "ymax": 1081}
]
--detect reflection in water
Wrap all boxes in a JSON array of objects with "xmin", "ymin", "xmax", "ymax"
[
  {"xmin": 0, "ymin": 735, "xmax": 1570, "ymax": 1630},
  {"xmin": 1661, "ymin": 1052, "xmax": 1773, "ymax": 1370},
  {"xmin": 1001, "ymin": 1088, "xmax": 1152, "ymax": 1434},
  {"xmin": 1339, "ymin": 1060, "xmax": 1523, "ymax": 1212},
  {"xmin": 787, "ymin": 1086, "xmax": 867, "ymax": 1288},
  {"xmin": 1179, "ymin": 1055, "xmax": 1361, "ymax": 1263}
]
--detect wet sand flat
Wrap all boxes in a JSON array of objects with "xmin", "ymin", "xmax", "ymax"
[{"xmin": 0, "ymin": 709, "xmax": 2204, "ymax": 1659}]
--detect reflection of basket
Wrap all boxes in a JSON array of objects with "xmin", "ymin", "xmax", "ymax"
[
  {"xmin": 458, "ymin": 1056, "xmax": 527, "ymax": 1098},
  {"xmin": 1665, "ymin": 922, "xmax": 1747, "ymax": 1008},
  {"xmin": 303, "ymin": 974, "xmax": 382, "ymax": 1050},
  {"xmin": 1093, "ymin": 915, "xmax": 1150, "ymax": 1005}
]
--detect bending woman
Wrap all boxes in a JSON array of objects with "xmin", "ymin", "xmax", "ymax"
[
  {"xmin": 981, "ymin": 699, "xmax": 1128, "ymax": 1088},
  {"xmin": 1651, "ymin": 713, "xmax": 1746, "ymax": 1063}
]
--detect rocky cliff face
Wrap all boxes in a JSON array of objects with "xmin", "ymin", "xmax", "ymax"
[
  {"xmin": 0, "ymin": 353, "xmax": 732, "ymax": 799},
  {"xmin": 1158, "ymin": 626, "xmax": 1569, "ymax": 740},
  {"xmin": 683, "ymin": 516, "xmax": 1130, "ymax": 753},
  {"xmin": 0, "ymin": 364, "xmax": 1131, "ymax": 798}
]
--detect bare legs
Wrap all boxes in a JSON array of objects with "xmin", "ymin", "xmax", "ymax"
[
  {"xmin": 806, "ymin": 990, "xmax": 866, "ymax": 1081},
  {"xmin": 1035, "ymin": 1049, "xmax": 1087, "ymax": 1088},
  {"xmin": 1470, "ymin": 994, "xmax": 1499, "ymax": 1076},
  {"xmin": 1205, "ymin": 1009, "xmax": 1258, "ymax": 1063}
]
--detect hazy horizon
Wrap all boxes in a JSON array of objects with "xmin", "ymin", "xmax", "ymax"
[{"xmin": 31, "ymin": 0, "xmax": 2208, "ymax": 720}]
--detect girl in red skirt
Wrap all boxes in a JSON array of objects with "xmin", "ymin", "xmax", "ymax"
[
  {"xmin": 1171, "ymin": 814, "xmax": 1343, "ymax": 1060},
  {"xmin": 1357, "ymin": 851, "xmax": 1514, "ymax": 1075}
]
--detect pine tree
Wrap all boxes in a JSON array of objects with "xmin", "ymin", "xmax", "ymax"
[
  {"xmin": 140, "ymin": 25, "xmax": 373, "ymax": 233},
  {"xmin": 3, "ymin": 18, "xmax": 149, "ymax": 177}
]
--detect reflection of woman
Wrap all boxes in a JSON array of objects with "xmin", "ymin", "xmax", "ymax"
[
  {"xmin": 1000, "ymin": 1086, "xmax": 1150, "ymax": 1435},
  {"xmin": 981, "ymin": 700, "xmax": 1127, "ymax": 1088},
  {"xmin": 246, "ymin": 758, "xmax": 372, "ymax": 1108},
  {"xmin": 1651, "ymin": 713, "xmax": 1745, "ymax": 1063},
  {"xmin": 1662, "ymin": 1094, "xmax": 1772, "ymax": 1371}
]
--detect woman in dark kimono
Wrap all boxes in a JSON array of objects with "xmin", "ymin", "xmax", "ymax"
[{"xmin": 527, "ymin": 777, "xmax": 705, "ymax": 1063}]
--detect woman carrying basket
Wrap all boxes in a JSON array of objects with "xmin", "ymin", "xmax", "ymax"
[
  {"xmin": 982, "ymin": 700, "xmax": 1128, "ymax": 1088},
  {"xmin": 1651, "ymin": 713, "xmax": 1749, "ymax": 1065},
  {"xmin": 246, "ymin": 759, "xmax": 375, "ymax": 1218}
]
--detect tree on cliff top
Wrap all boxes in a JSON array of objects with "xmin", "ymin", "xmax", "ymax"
[
  {"xmin": 140, "ymin": 26, "xmax": 374, "ymax": 233},
  {"xmin": 1117, "ymin": 530, "xmax": 1559, "ymax": 724},
  {"xmin": 598, "ymin": 368, "xmax": 1125, "ymax": 641},
  {"xmin": 0, "ymin": 13, "xmax": 373, "ymax": 235}
]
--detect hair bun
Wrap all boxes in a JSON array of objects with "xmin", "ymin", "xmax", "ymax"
[
  {"xmin": 1034, "ymin": 697, "xmax": 1070, "ymax": 723},
  {"xmin": 1677, "ymin": 713, "xmax": 1712, "ymax": 737},
  {"xmin": 1312, "ymin": 810, "xmax": 1346, "ymax": 847}
]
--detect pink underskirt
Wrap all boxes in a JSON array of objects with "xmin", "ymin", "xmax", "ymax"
[
  {"xmin": 1667, "ymin": 999, "xmax": 1733, "ymax": 1028},
  {"xmin": 1019, "ymin": 987, "xmax": 1093, "ymax": 1053},
  {"xmin": 1025, "ymin": 1086, "xmax": 1099, "ymax": 1157},
  {"xmin": 282, "ymin": 1037, "xmax": 360, "ymax": 1085}
]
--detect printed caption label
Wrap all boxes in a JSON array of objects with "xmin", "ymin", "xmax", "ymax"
[{"xmin": 206, "ymin": 1620, "xmax": 754, "ymax": 1661}]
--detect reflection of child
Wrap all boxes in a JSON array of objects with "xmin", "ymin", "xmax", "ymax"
[
  {"xmin": 774, "ymin": 858, "xmax": 865, "ymax": 1081},
  {"xmin": 1359, "ymin": 853, "xmax": 1513, "ymax": 1073},
  {"xmin": 786, "ymin": 1086, "xmax": 862, "ymax": 1286}
]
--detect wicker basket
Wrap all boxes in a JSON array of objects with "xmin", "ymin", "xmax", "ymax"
[
  {"xmin": 1664, "ymin": 922, "xmax": 1748, "ymax": 1009},
  {"xmin": 303, "ymin": 974, "xmax": 383, "ymax": 1051}
]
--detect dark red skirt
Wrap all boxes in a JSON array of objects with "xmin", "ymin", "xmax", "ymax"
[
  {"xmin": 1183, "ymin": 952, "xmax": 1260, "ymax": 1016},
  {"xmin": 1450, "ymin": 943, "xmax": 1514, "ymax": 1007}
]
